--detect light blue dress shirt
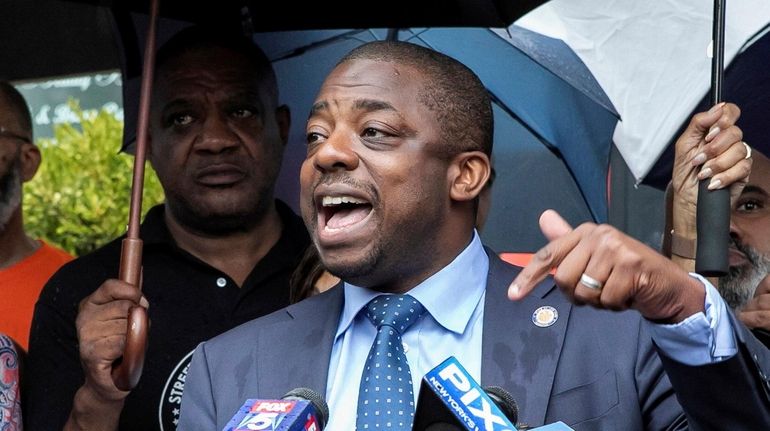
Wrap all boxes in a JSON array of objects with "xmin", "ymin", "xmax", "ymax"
[
  {"xmin": 324, "ymin": 232, "xmax": 738, "ymax": 429},
  {"xmin": 325, "ymin": 231, "xmax": 488, "ymax": 430},
  {"xmin": 646, "ymin": 273, "xmax": 738, "ymax": 365}
]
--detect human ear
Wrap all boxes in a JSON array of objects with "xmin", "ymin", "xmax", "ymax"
[
  {"xmin": 20, "ymin": 143, "xmax": 41, "ymax": 182},
  {"xmin": 448, "ymin": 151, "xmax": 490, "ymax": 202},
  {"xmin": 276, "ymin": 105, "xmax": 291, "ymax": 145}
]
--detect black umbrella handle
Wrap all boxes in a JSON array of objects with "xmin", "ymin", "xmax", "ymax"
[
  {"xmin": 696, "ymin": 0, "xmax": 729, "ymax": 276},
  {"xmin": 696, "ymin": 182, "xmax": 730, "ymax": 276}
]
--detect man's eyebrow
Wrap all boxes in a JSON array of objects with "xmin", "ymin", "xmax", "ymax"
[
  {"xmin": 161, "ymin": 91, "xmax": 261, "ymax": 111},
  {"xmin": 308, "ymin": 99, "xmax": 396, "ymax": 119},
  {"xmin": 309, "ymin": 101, "xmax": 328, "ymax": 119},
  {"xmin": 228, "ymin": 90, "xmax": 262, "ymax": 102},
  {"xmin": 742, "ymin": 185, "xmax": 769, "ymax": 197},
  {"xmin": 161, "ymin": 99, "xmax": 193, "ymax": 114},
  {"xmin": 353, "ymin": 99, "xmax": 396, "ymax": 113}
]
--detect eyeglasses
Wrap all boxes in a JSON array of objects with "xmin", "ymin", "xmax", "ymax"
[{"xmin": 0, "ymin": 127, "xmax": 32, "ymax": 144}]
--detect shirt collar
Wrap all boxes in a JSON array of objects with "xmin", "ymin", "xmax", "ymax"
[
  {"xmin": 336, "ymin": 231, "xmax": 489, "ymax": 339},
  {"xmin": 139, "ymin": 204, "xmax": 174, "ymax": 246},
  {"xmin": 138, "ymin": 201, "xmax": 309, "ymax": 287}
]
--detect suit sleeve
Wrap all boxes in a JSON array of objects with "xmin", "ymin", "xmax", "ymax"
[
  {"xmin": 178, "ymin": 342, "xmax": 218, "ymax": 431},
  {"xmin": 634, "ymin": 320, "xmax": 688, "ymax": 430},
  {"xmin": 656, "ymin": 309, "xmax": 770, "ymax": 429},
  {"xmin": 23, "ymin": 269, "xmax": 86, "ymax": 430}
]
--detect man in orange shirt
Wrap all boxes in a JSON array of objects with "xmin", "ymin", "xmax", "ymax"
[{"xmin": 0, "ymin": 81, "xmax": 72, "ymax": 352}]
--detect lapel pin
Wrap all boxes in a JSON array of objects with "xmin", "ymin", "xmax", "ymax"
[{"xmin": 532, "ymin": 306, "xmax": 558, "ymax": 328}]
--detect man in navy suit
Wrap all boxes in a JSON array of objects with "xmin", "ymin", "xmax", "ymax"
[{"xmin": 179, "ymin": 41, "xmax": 770, "ymax": 430}]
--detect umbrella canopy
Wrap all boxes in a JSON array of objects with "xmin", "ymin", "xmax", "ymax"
[
  {"xmin": 0, "ymin": 0, "xmax": 548, "ymax": 81},
  {"xmin": 91, "ymin": 0, "xmax": 549, "ymax": 30},
  {"xmin": 644, "ymin": 28, "xmax": 770, "ymax": 188},
  {"xmin": 517, "ymin": 0, "xmax": 770, "ymax": 186}
]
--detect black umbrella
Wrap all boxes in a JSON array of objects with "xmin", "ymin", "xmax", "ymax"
[
  {"xmin": 97, "ymin": 0, "xmax": 546, "ymax": 29},
  {"xmin": 0, "ymin": 0, "xmax": 547, "ymax": 80}
]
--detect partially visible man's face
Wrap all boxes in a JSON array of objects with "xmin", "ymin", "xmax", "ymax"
[
  {"xmin": 300, "ymin": 59, "xmax": 452, "ymax": 291},
  {"xmin": 149, "ymin": 46, "xmax": 287, "ymax": 234},
  {"xmin": 0, "ymin": 149, "xmax": 22, "ymax": 232},
  {"xmin": 723, "ymin": 151, "xmax": 770, "ymax": 308},
  {"xmin": 0, "ymin": 100, "xmax": 30, "ymax": 231}
]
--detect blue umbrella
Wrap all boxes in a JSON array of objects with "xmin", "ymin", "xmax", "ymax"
[{"xmin": 254, "ymin": 27, "xmax": 619, "ymax": 251}]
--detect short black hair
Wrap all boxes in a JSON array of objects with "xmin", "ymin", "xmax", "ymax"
[
  {"xmin": 0, "ymin": 80, "xmax": 33, "ymax": 136},
  {"xmin": 339, "ymin": 41, "xmax": 493, "ymax": 157},
  {"xmin": 155, "ymin": 25, "xmax": 279, "ymax": 106}
]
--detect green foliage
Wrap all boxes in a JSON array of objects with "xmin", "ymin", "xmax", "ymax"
[{"xmin": 23, "ymin": 102, "xmax": 164, "ymax": 257}]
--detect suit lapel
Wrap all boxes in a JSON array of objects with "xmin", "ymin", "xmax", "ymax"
[
  {"xmin": 256, "ymin": 285, "xmax": 344, "ymax": 398},
  {"xmin": 481, "ymin": 253, "xmax": 571, "ymax": 427}
]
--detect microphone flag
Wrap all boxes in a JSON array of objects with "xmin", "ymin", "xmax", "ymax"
[
  {"xmin": 223, "ymin": 399, "xmax": 321, "ymax": 431},
  {"xmin": 414, "ymin": 356, "xmax": 518, "ymax": 431}
]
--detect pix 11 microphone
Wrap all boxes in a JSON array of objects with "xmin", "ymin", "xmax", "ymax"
[
  {"xmin": 222, "ymin": 387, "xmax": 329, "ymax": 431},
  {"xmin": 486, "ymin": 385, "xmax": 574, "ymax": 431},
  {"xmin": 412, "ymin": 356, "xmax": 519, "ymax": 431},
  {"xmin": 484, "ymin": 386, "xmax": 519, "ymax": 426}
]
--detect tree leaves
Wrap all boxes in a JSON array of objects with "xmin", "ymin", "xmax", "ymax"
[{"xmin": 23, "ymin": 101, "xmax": 165, "ymax": 257}]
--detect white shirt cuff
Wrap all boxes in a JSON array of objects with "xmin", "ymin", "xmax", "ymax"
[{"xmin": 645, "ymin": 273, "xmax": 738, "ymax": 366}]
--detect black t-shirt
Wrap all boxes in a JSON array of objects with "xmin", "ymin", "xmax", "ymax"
[{"xmin": 24, "ymin": 201, "xmax": 309, "ymax": 431}]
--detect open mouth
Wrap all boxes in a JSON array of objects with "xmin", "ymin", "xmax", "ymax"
[{"xmin": 319, "ymin": 195, "xmax": 373, "ymax": 232}]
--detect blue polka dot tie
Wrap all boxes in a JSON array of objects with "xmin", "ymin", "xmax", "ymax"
[{"xmin": 356, "ymin": 294, "xmax": 426, "ymax": 430}]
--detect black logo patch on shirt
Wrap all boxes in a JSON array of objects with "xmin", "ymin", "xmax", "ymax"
[{"xmin": 159, "ymin": 349, "xmax": 195, "ymax": 430}]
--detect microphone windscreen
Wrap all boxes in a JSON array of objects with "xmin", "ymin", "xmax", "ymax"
[
  {"xmin": 484, "ymin": 386, "xmax": 519, "ymax": 425},
  {"xmin": 413, "ymin": 356, "xmax": 518, "ymax": 430},
  {"xmin": 282, "ymin": 387, "xmax": 329, "ymax": 429}
]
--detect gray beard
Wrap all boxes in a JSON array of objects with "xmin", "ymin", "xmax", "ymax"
[
  {"xmin": 719, "ymin": 241, "xmax": 770, "ymax": 309},
  {"xmin": 0, "ymin": 159, "xmax": 22, "ymax": 232}
]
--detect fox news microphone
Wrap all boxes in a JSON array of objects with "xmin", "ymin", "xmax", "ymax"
[{"xmin": 222, "ymin": 387, "xmax": 329, "ymax": 431}]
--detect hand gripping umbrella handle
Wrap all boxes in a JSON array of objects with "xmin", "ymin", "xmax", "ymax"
[
  {"xmin": 696, "ymin": 181, "xmax": 730, "ymax": 276},
  {"xmin": 110, "ymin": 0, "xmax": 159, "ymax": 391},
  {"xmin": 112, "ymin": 238, "xmax": 148, "ymax": 391},
  {"xmin": 696, "ymin": 0, "xmax": 729, "ymax": 276}
]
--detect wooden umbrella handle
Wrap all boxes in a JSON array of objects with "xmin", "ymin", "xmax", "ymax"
[
  {"xmin": 110, "ymin": 0, "xmax": 159, "ymax": 391},
  {"xmin": 112, "ymin": 238, "xmax": 148, "ymax": 391}
]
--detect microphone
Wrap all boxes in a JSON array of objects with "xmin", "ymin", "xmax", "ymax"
[
  {"xmin": 222, "ymin": 387, "xmax": 329, "ymax": 431},
  {"xmin": 484, "ymin": 386, "xmax": 575, "ymax": 431},
  {"xmin": 484, "ymin": 386, "xmax": 519, "ymax": 426},
  {"xmin": 412, "ymin": 357, "xmax": 574, "ymax": 431},
  {"xmin": 412, "ymin": 356, "xmax": 519, "ymax": 430}
]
